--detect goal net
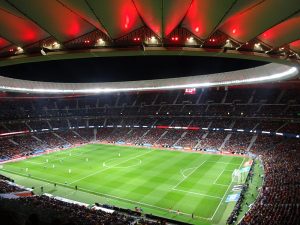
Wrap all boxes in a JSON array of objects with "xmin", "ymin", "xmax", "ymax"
[{"xmin": 232, "ymin": 169, "xmax": 243, "ymax": 183}]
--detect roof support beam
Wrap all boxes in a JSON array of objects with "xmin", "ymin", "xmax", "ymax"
[
  {"xmin": 83, "ymin": 0, "xmax": 113, "ymax": 40},
  {"xmin": 5, "ymin": 0, "xmax": 62, "ymax": 43}
]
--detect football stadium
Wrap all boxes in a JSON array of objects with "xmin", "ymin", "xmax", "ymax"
[{"xmin": 0, "ymin": 1, "xmax": 299, "ymax": 225}]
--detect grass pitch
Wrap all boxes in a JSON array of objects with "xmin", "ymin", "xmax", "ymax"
[{"xmin": 1, "ymin": 144, "xmax": 248, "ymax": 225}]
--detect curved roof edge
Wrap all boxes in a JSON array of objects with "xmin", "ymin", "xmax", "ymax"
[
  {"xmin": 0, "ymin": 63, "xmax": 298, "ymax": 94},
  {"xmin": 0, "ymin": 48, "xmax": 299, "ymax": 68}
]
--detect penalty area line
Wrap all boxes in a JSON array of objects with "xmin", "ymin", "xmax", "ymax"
[
  {"xmin": 0, "ymin": 168, "xmax": 212, "ymax": 221},
  {"xmin": 172, "ymin": 188, "xmax": 222, "ymax": 199},
  {"xmin": 172, "ymin": 160, "xmax": 207, "ymax": 190},
  {"xmin": 210, "ymin": 157, "xmax": 246, "ymax": 220},
  {"xmin": 213, "ymin": 169, "xmax": 225, "ymax": 184}
]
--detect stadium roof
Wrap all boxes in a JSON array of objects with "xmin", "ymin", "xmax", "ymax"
[
  {"xmin": 0, "ymin": 0, "xmax": 300, "ymax": 62},
  {"xmin": 0, "ymin": 63, "xmax": 297, "ymax": 94},
  {"xmin": 0, "ymin": 0, "xmax": 300, "ymax": 93}
]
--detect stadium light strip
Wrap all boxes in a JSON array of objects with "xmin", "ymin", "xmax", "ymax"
[
  {"xmin": 0, "ymin": 130, "xmax": 29, "ymax": 136},
  {"xmin": 0, "ymin": 67, "xmax": 297, "ymax": 94}
]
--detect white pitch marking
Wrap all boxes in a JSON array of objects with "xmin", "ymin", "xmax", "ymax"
[
  {"xmin": 173, "ymin": 188, "xmax": 222, "ymax": 199},
  {"xmin": 172, "ymin": 160, "xmax": 207, "ymax": 190},
  {"xmin": 213, "ymin": 169, "xmax": 225, "ymax": 184},
  {"xmin": 210, "ymin": 157, "xmax": 246, "ymax": 220},
  {"xmin": 24, "ymin": 161, "xmax": 44, "ymax": 165},
  {"xmin": 180, "ymin": 167, "xmax": 197, "ymax": 178},
  {"xmin": 75, "ymin": 186, "xmax": 212, "ymax": 220},
  {"xmin": 104, "ymin": 160, "xmax": 141, "ymax": 169},
  {"xmin": 23, "ymin": 147, "xmax": 95, "ymax": 165},
  {"xmin": 206, "ymin": 161, "xmax": 241, "ymax": 165},
  {"xmin": 69, "ymin": 150, "xmax": 153, "ymax": 185},
  {"xmin": 1, "ymin": 165, "xmax": 211, "ymax": 221},
  {"xmin": 214, "ymin": 183, "xmax": 228, "ymax": 187}
]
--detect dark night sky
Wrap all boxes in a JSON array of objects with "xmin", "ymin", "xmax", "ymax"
[{"xmin": 0, "ymin": 56, "xmax": 267, "ymax": 83}]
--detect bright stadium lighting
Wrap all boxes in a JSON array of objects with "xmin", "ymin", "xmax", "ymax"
[
  {"xmin": 224, "ymin": 39, "xmax": 233, "ymax": 48},
  {"xmin": 41, "ymin": 48, "xmax": 47, "ymax": 56},
  {"xmin": 15, "ymin": 47, "xmax": 24, "ymax": 54},
  {"xmin": 186, "ymin": 37, "xmax": 196, "ymax": 45},
  {"xmin": 52, "ymin": 42, "xmax": 60, "ymax": 49},
  {"xmin": 95, "ymin": 38, "xmax": 105, "ymax": 46},
  {"xmin": 0, "ymin": 66, "xmax": 297, "ymax": 94},
  {"xmin": 254, "ymin": 43, "xmax": 265, "ymax": 51},
  {"xmin": 145, "ymin": 36, "xmax": 159, "ymax": 45}
]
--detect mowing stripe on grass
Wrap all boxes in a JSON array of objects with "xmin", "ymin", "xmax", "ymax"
[
  {"xmin": 172, "ymin": 160, "xmax": 234, "ymax": 199},
  {"xmin": 207, "ymin": 161, "xmax": 241, "ymax": 165},
  {"xmin": 213, "ymin": 169, "xmax": 225, "ymax": 184},
  {"xmin": 1, "ymin": 145, "xmax": 248, "ymax": 224},
  {"xmin": 173, "ymin": 188, "xmax": 222, "ymax": 199},
  {"xmin": 0, "ymin": 168, "xmax": 212, "ymax": 220},
  {"xmin": 172, "ymin": 160, "xmax": 207, "ymax": 190},
  {"xmin": 24, "ymin": 146, "xmax": 96, "ymax": 165},
  {"xmin": 210, "ymin": 157, "xmax": 246, "ymax": 220},
  {"xmin": 69, "ymin": 150, "xmax": 153, "ymax": 185}
]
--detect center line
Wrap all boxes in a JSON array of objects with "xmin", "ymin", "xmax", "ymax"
[{"xmin": 69, "ymin": 150, "xmax": 153, "ymax": 185}]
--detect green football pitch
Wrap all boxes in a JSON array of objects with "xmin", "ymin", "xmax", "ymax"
[{"xmin": 0, "ymin": 144, "xmax": 248, "ymax": 225}]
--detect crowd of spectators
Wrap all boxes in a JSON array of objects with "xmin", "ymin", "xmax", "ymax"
[
  {"xmin": 156, "ymin": 130, "xmax": 183, "ymax": 147},
  {"xmin": 239, "ymin": 138, "xmax": 300, "ymax": 225},
  {"xmin": 256, "ymin": 121, "xmax": 285, "ymax": 131},
  {"xmin": 0, "ymin": 87, "xmax": 299, "ymax": 224},
  {"xmin": 0, "ymin": 170, "xmax": 165, "ymax": 225},
  {"xmin": 76, "ymin": 129, "xmax": 95, "ymax": 142},
  {"xmin": 0, "ymin": 181, "xmax": 25, "ymax": 194},
  {"xmin": 227, "ymin": 163, "xmax": 255, "ymax": 225},
  {"xmin": 1, "ymin": 117, "xmax": 298, "ymax": 138},
  {"xmin": 137, "ymin": 129, "xmax": 165, "ymax": 145},
  {"xmin": 0, "ymin": 174, "xmax": 12, "ymax": 181},
  {"xmin": 0, "ymin": 88, "xmax": 300, "ymax": 120},
  {"xmin": 0, "ymin": 194, "xmax": 166, "ymax": 225},
  {"xmin": 34, "ymin": 133, "xmax": 68, "ymax": 148},
  {"xmin": 17, "ymin": 195, "xmax": 134, "ymax": 225},
  {"xmin": 12, "ymin": 135, "xmax": 49, "ymax": 152},
  {"xmin": 198, "ymin": 132, "xmax": 228, "ymax": 150},
  {"xmin": 58, "ymin": 131, "xmax": 85, "ymax": 145},
  {"xmin": 0, "ymin": 130, "xmax": 298, "ymax": 224},
  {"xmin": 176, "ymin": 131, "xmax": 204, "ymax": 149},
  {"xmin": 223, "ymin": 133, "xmax": 253, "ymax": 153},
  {"xmin": 0, "ymin": 138, "xmax": 22, "ymax": 160}
]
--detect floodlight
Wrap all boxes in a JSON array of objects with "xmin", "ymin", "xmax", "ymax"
[{"xmin": 41, "ymin": 49, "xmax": 47, "ymax": 56}]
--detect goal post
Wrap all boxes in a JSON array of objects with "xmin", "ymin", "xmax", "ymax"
[{"xmin": 232, "ymin": 169, "xmax": 243, "ymax": 183}]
